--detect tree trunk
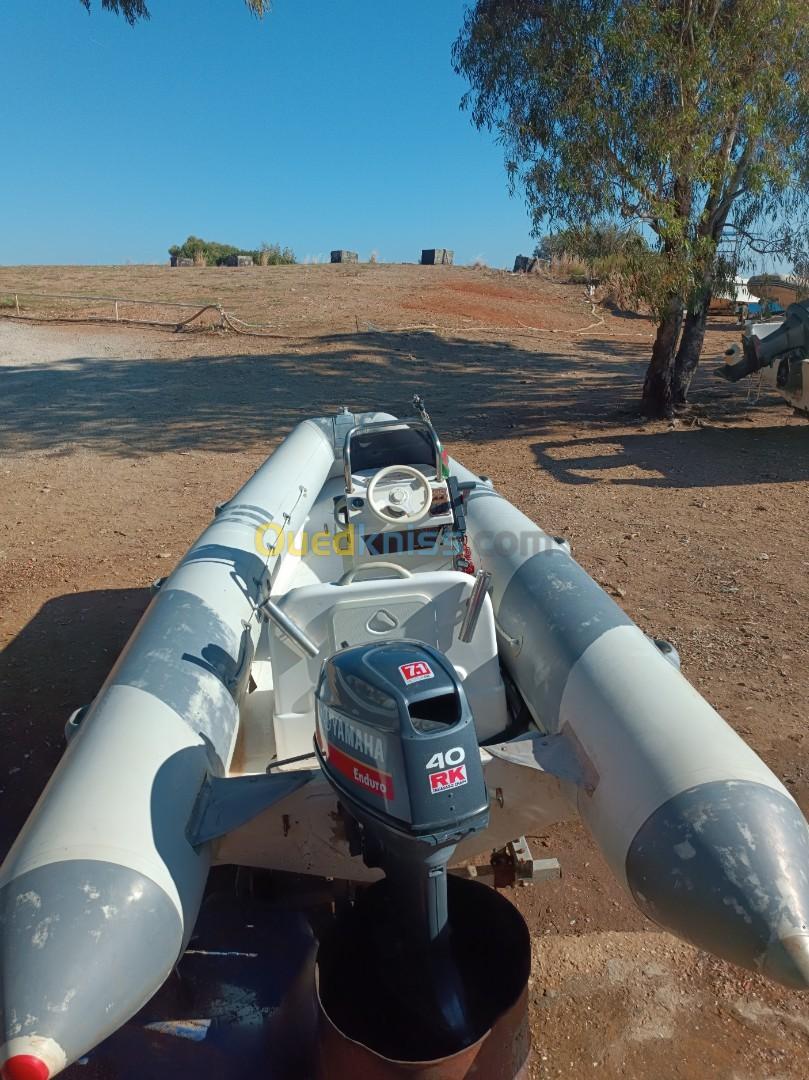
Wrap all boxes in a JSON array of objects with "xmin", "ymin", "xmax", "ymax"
[
  {"xmin": 641, "ymin": 300, "xmax": 683, "ymax": 418},
  {"xmin": 672, "ymin": 305, "xmax": 709, "ymax": 405}
]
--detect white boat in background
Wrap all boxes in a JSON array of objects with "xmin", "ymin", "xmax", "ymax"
[{"xmin": 711, "ymin": 276, "xmax": 760, "ymax": 313}]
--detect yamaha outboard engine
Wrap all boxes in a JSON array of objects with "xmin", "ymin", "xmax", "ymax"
[{"xmin": 314, "ymin": 641, "xmax": 489, "ymax": 1051}]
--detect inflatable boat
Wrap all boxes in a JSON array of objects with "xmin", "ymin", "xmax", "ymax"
[{"xmin": 2, "ymin": 402, "xmax": 809, "ymax": 1079}]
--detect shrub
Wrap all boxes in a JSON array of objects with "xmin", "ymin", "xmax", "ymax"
[
  {"xmin": 536, "ymin": 223, "xmax": 649, "ymax": 283},
  {"xmin": 169, "ymin": 235, "xmax": 295, "ymax": 266},
  {"xmin": 568, "ymin": 264, "xmax": 590, "ymax": 284},
  {"xmin": 258, "ymin": 241, "xmax": 295, "ymax": 266},
  {"xmin": 547, "ymin": 252, "xmax": 590, "ymax": 282}
]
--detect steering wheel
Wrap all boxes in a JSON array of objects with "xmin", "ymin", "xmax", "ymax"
[{"xmin": 367, "ymin": 465, "xmax": 433, "ymax": 525}]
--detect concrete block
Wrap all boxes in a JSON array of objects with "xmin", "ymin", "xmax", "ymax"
[
  {"xmin": 514, "ymin": 255, "xmax": 546, "ymax": 273},
  {"xmin": 421, "ymin": 249, "xmax": 454, "ymax": 266}
]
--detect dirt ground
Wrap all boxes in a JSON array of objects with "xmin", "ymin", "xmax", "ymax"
[{"xmin": 1, "ymin": 264, "xmax": 808, "ymax": 1079}]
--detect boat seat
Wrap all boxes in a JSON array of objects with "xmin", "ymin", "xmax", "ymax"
[{"xmin": 268, "ymin": 570, "xmax": 508, "ymax": 759}]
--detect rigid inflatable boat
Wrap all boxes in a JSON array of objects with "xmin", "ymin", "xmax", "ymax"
[{"xmin": 2, "ymin": 403, "xmax": 809, "ymax": 1078}]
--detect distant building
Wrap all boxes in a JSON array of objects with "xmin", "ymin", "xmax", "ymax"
[{"xmin": 331, "ymin": 250, "xmax": 359, "ymax": 263}]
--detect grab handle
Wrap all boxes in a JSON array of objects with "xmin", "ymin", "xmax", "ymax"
[
  {"xmin": 459, "ymin": 570, "xmax": 492, "ymax": 643},
  {"xmin": 337, "ymin": 562, "xmax": 413, "ymax": 586},
  {"xmin": 259, "ymin": 598, "xmax": 319, "ymax": 658}
]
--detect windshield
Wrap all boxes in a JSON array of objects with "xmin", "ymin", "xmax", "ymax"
[{"xmin": 350, "ymin": 427, "xmax": 436, "ymax": 473}]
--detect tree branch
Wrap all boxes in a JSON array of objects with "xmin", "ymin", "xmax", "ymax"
[
  {"xmin": 80, "ymin": 0, "xmax": 269, "ymax": 22},
  {"xmin": 709, "ymin": 138, "xmax": 757, "ymax": 232}
]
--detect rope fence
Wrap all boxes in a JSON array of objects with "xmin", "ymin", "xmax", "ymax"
[
  {"xmin": 0, "ymin": 289, "xmax": 283, "ymax": 337},
  {"xmin": 0, "ymin": 288, "xmax": 613, "ymax": 340}
]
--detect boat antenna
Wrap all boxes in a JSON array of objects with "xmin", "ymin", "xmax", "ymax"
[{"xmin": 412, "ymin": 393, "xmax": 432, "ymax": 427}]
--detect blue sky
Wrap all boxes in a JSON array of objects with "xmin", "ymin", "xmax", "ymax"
[{"xmin": 0, "ymin": 0, "xmax": 535, "ymax": 267}]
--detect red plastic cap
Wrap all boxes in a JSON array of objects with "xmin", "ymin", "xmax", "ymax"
[{"xmin": 1, "ymin": 1056, "xmax": 50, "ymax": 1080}]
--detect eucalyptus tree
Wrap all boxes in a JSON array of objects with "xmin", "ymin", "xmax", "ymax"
[
  {"xmin": 454, "ymin": 0, "xmax": 809, "ymax": 416},
  {"xmin": 79, "ymin": 0, "xmax": 269, "ymax": 23}
]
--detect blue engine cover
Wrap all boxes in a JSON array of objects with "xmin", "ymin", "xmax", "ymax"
[{"xmin": 314, "ymin": 641, "xmax": 489, "ymax": 838}]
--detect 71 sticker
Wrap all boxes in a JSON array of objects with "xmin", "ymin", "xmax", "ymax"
[{"xmin": 399, "ymin": 660, "xmax": 434, "ymax": 685}]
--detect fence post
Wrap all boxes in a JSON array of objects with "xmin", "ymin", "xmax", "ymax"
[
  {"xmin": 15, "ymin": 294, "xmax": 20, "ymax": 316},
  {"xmin": 114, "ymin": 301, "xmax": 119, "ymax": 321}
]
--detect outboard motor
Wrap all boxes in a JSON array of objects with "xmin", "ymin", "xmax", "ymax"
[
  {"xmin": 717, "ymin": 299, "xmax": 809, "ymax": 382},
  {"xmin": 314, "ymin": 641, "xmax": 489, "ymax": 1051}
]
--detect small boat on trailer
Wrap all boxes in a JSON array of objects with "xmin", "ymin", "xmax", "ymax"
[{"xmin": 2, "ymin": 401, "xmax": 809, "ymax": 1079}]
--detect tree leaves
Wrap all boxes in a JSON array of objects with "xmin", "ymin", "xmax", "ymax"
[
  {"xmin": 454, "ymin": 1, "xmax": 809, "ymax": 412},
  {"xmin": 78, "ymin": 0, "xmax": 270, "ymax": 24},
  {"xmin": 454, "ymin": 0, "xmax": 809, "ymax": 252}
]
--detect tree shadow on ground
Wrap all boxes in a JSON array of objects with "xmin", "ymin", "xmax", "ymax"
[
  {"xmin": 0, "ymin": 588, "xmax": 151, "ymax": 851},
  {"xmin": 0, "ymin": 329, "xmax": 776, "ymax": 456},
  {"xmin": 533, "ymin": 423, "xmax": 809, "ymax": 488},
  {"xmin": 600, "ymin": 301, "xmax": 652, "ymax": 321}
]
